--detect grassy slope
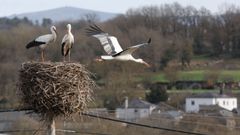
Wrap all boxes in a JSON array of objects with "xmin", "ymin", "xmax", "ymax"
[{"xmin": 152, "ymin": 70, "xmax": 240, "ymax": 82}]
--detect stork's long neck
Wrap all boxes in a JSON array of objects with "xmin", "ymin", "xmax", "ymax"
[
  {"xmin": 51, "ymin": 29, "xmax": 57, "ymax": 42},
  {"xmin": 68, "ymin": 27, "xmax": 72, "ymax": 35},
  {"xmin": 133, "ymin": 58, "xmax": 140, "ymax": 63}
]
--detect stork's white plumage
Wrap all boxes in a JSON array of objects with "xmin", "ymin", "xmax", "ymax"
[
  {"xmin": 61, "ymin": 24, "xmax": 74, "ymax": 62},
  {"xmin": 86, "ymin": 25, "xmax": 151, "ymax": 67},
  {"xmin": 26, "ymin": 26, "xmax": 57, "ymax": 62}
]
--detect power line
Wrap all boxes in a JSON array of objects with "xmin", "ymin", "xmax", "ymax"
[
  {"xmin": 184, "ymin": 113, "xmax": 240, "ymax": 120},
  {"xmin": 83, "ymin": 112, "xmax": 209, "ymax": 135},
  {"xmin": 57, "ymin": 129, "xmax": 110, "ymax": 135},
  {"xmin": 0, "ymin": 129, "xmax": 110, "ymax": 135},
  {"xmin": 0, "ymin": 129, "xmax": 39, "ymax": 134},
  {"xmin": 102, "ymin": 109, "xmax": 240, "ymax": 120},
  {"xmin": 148, "ymin": 117, "xmax": 240, "ymax": 129},
  {"xmin": 0, "ymin": 108, "xmax": 31, "ymax": 113},
  {"xmin": 1, "ymin": 108, "xmax": 240, "ymax": 120},
  {"xmin": 0, "ymin": 108, "xmax": 209, "ymax": 135},
  {"xmin": 107, "ymin": 110, "xmax": 240, "ymax": 129}
]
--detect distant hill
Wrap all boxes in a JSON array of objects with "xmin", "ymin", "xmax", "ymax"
[{"xmin": 9, "ymin": 7, "xmax": 119, "ymax": 23}]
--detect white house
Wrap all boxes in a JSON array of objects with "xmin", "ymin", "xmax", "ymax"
[
  {"xmin": 185, "ymin": 93, "xmax": 237, "ymax": 113},
  {"xmin": 116, "ymin": 97, "xmax": 156, "ymax": 121}
]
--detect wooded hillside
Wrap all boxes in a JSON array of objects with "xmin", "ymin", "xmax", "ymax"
[{"xmin": 1, "ymin": 3, "xmax": 240, "ymax": 108}]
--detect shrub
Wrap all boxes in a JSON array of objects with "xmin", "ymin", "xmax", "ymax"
[{"xmin": 146, "ymin": 85, "xmax": 168, "ymax": 104}]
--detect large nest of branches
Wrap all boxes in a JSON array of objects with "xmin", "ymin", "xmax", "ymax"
[{"xmin": 18, "ymin": 62, "xmax": 95, "ymax": 121}]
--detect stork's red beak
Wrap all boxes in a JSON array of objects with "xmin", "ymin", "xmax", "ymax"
[
  {"xmin": 143, "ymin": 61, "xmax": 151, "ymax": 67},
  {"xmin": 94, "ymin": 58, "xmax": 103, "ymax": 62}
]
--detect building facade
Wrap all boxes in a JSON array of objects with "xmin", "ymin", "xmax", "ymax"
[
  {"xmin": 185, "ymin": 93, "xmax": 237, "ymax": 113},
  {"xmin": 116, "ymin": 98, "xmax": 156, "ymax": 121}
]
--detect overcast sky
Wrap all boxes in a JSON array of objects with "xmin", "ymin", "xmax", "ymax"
[{"xmin": 0, "ymin": 0, "xmax": 239, "ymax": 17}]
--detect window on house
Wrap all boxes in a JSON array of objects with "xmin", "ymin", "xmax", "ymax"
[
  {"xmin": 223, "ymin": 101, "xmax": 225, "ymax": 105},
  {"xmin": 191, "ymin": 100, "xmax": 195, "ymax": 105}
]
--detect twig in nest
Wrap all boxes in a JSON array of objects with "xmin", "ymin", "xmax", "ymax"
[{"xmin": 18, "ymin": 61, "xmax": 96, "ymax": 122}]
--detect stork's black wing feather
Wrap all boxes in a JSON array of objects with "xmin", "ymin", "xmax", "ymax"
[
  {"xmin": 61, "ymin": 42, "xmax": 65, "ymax": 56},
  {"xmin": 61, "ymin": 42, "xmax": 70, "ymax": 56},
  {"xmin": 85, "ymin": 24, "xmax": 105, "ymax": 36},
  {"xmin": 26, "ymin": 40, "xmax": 45, "ymax": 49}
]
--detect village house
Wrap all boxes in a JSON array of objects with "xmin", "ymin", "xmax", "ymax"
[
  {"xmin": 116, "ymin": 97, "xmax": 156, "ymax": 121},
  {"xmin": 185, "ymin": 93, "xmax": 237, "ymax": 113}
]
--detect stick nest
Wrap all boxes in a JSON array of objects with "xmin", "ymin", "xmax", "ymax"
[{"xmin": 18, "ymin": 61, "xmax": 95, "ymax": 121}]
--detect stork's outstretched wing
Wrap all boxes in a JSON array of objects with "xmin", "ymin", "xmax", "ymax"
[
  {"xmin": 113, "ymin": 38, "xmax": 151, "ymax": 57},
  {"xmin": 86, "ymin": 25, "xmax": 123, "ymax": 55}
]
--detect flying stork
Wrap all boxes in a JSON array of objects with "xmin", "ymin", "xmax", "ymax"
[
  {"xmin": 86, "ymin": 25, "xmax": 151, "ymax": 67},
  {"xmin": 61, "ymin": 24, "xmax": 74, "ymax": 62},
  {"xmin": 26, "ymin": 26, "xmax": 57, "ymax": 62}
]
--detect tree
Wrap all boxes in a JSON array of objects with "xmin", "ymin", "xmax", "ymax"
[
  {"xmin": 103, "ymin": 96, "xmax": 118, "ymax": 110},
  {"xmin": 160, "ymin": 42, "xmax": 177, "ymax": 69},
  {"xmin": 178, "ymin": 38, "xmax": 193, "ymax": 68},
  {"xmin": 83, "ymin": 13, "xmax": 99, "ymax": 23},
  {"xmin": 146, "ymin": 85, "xmax": 168, "ymax": 104},
  {"xmin": 42, "ymin": 18, "xmax": 52, "ymax": 27}
]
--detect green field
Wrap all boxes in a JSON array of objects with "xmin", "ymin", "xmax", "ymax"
[
  {"xmin": 152, "ymin": 70, "xmax": 240, "ymax": 82},
  {"xmin": 167, "ymin": 89, "xmax": 240, "ymax": 93}
]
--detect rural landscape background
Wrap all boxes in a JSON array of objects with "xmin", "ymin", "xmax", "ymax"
[{"xmin": 0, "ymin": 1, "xmax": 240, "ymax": 135}]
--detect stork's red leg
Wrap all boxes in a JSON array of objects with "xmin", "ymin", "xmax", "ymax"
[
  {"xmin": 41, "ymin": 50, "xmax": 44, "ymax": 62},
  {"xmin": 68, "ymin": 50, "xmax": 71, "ymax": 62}
]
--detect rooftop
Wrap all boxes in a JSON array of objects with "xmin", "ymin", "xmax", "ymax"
[
  {"xmin": 119, "ymin": 98, "xmax": 155, "ymax": 108},
  {"xmin": 187, "ymin": 93, "xmax": 235, "ymax": 98}
]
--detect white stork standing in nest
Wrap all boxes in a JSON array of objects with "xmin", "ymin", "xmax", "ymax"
[
  {"xmin": 26, "ymin": 26, "xmax": 57, "ymax": 62},
  {"xmin": 86, "ymin": 25, "xmax": 151, "ymax": 67},
  {"xmin": 61, "ymin": 24, "xmax": 74, "ymax": 62}
]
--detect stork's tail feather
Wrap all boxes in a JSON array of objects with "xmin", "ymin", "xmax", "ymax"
[
  {"xmin": 147, "ymin": 38, "xmax": 151, "ymax": 44},
  {"xmin": 26, "ymin": 40, "xmax": 45, "ymax": 49},
  {"xmin": 61, "ymin": 42, "xmax": 69, "ymax": 56}
]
